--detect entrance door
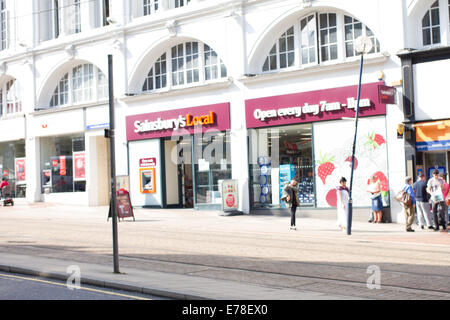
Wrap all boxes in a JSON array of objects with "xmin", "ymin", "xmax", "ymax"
[
  {"xmin": 424, "ymin": 151, "xmax": 447, "ymax": 178},
  {"xmin": 163, "ymin": 137, "xmax": 194, "ymax": 208}
]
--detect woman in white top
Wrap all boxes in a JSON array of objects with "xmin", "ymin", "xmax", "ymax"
[
  {"xmin": 336, "ymin": 177, "xmax": 350, "ymax": 231},
  {"xmin": 367, "ymin": 175, "xmax": 383, "ymax": 223}
]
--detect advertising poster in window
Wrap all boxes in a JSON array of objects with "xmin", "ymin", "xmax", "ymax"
[
  {"xmin": 139, "ymin": 168, "xmax": 156, "ymax": 193},
  {"xmin": 73, "ymin": 152, "xmax": 86, "ymax": 181},
  {"xmin": 60, "ymin": 156, "xmax": 66, "ymax": 176},
  {"xmin": 15, "ymin": 158, "xmax": 26, "ymax": 182}
]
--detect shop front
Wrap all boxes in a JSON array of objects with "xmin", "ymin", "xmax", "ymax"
[
  {"xmin": 0, "ymin": 140, "xmax": 26, "ymax": 198},
  {"xmin": 126, "ymin": 102, "xmax": 231, "ymax": 210},
  {"xmin": 245, "ymin": 82, "xmax": 390, "ymax": 210},
  {"xmin": 414, "ymin": 120, "xmax": 450, "ymax": 179}
]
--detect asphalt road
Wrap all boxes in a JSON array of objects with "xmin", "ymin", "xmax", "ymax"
[{"xmin": 0, "ymin": 272, "xmax": 167, "ymax": 300}]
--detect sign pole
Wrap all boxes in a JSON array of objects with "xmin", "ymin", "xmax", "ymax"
[{"xmin": 108, "ymin": 54, "xmax": 120, "ymax": 273}]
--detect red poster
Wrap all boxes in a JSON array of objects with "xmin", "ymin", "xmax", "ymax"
[
  {"xmin": 15, "ymin": 158, "xmax": 26, "ymax": 181},
  {"xmin": 60, "ymin": 156, "xmax": 66, "ymax": 176},
  {"xmin": 74, "ymin": 152, "xmax": 85, "ymax": 180}
]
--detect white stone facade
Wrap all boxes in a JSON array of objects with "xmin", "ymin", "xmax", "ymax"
[{"xmin": 0, "ymin": 0, "xmax": 448, "ymax": 223}]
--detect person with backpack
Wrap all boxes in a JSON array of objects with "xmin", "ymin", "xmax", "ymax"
[{"xmin": 402, "ymin": 176, "xmax": 416, "ymax": 232}]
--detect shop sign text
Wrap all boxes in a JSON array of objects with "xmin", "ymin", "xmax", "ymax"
[
  {"xmin": 253, "ymin": 98, "xmax": 371, "ymax": 122},
  {"xmin": 134, "ymin": 111, "xmax": 215, "ymax": 133}
]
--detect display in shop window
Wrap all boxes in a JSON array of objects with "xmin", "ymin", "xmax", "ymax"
[
  {"xmin": 73, "ymin": 152, "xmax": 85, "ymax": 180},
  {"xmin": 258, "ymin": 156, "xmax": 271, "ymax": 205},
  {"xmin": 15, "ymin": 158, "xmax": 26, "ymax": 182}
]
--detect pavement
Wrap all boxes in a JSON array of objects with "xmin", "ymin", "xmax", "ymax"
[{"xmin": 0, "ymin": 200, "xmax": 449, "ymax": 300}]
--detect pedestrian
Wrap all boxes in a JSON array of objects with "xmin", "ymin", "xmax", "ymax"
[
  {"xmin": 336, "ymin": 177, "xmax": 349, "ymax": 231},
  {"xmin": 426, "ymin": 169, "xmax": 446, "ymax": 231},
  {"xmin": 413, "ymin": 173, "xmax": 433, "ymax": 230},
  {"xmin": 402, "ymin": 176, "xmax": 416, "ymax": 232},
  {"xmin": 439, "ymin": 172, "xmax": 449, "ymax": 227},
  {"xmin": 367, "ymin": 175, "xmax": 383, "ymax": 223},
  {"xmin": 0, "ymin": 177, "xmax": 9, "ymax": 198},
  {"xmin": 281, "ymin": 178, "xmax": 299, "ymax": 230}
]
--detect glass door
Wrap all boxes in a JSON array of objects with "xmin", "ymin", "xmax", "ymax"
[{"xmin": 193, "ymin": 131, "xmax": 231, "ymax": 209}]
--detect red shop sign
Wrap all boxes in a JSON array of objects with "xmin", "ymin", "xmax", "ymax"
[
  {"xmin": 139, "ymin": 158, "xmax": 156, "ymax": 167},
  {"xmin": 126, "ymin": 102, "xmax": 230, "ymax": 141},
  {"xmin": 245, "ymin": 82, "xmax": 387, "ymax": 129}
]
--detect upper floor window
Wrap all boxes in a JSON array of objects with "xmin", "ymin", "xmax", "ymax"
[
  {"xmin": 0, "ymin": 79, "xmax": 21, "ymax": 116},
  {"xmin": 262, "ymin": 12, "xmax": 381, "ymax": 73},
  {"xmin": 175, "ymin": 0, "xmax": 190, "ymax": 8},
  {"xmin": 0, "ymin": 0, "xmax": 8, "ymax": 51},
  {"xmin": 52, "ymin": 0, "xmax": 81, "ymax": 38},
  {"xmin": 422, "ymin": 0, "xmax": 440, "ymax": 46},
  {"xmin": 143, "ymin": 0, "xmax": 159, "ymax": 16},
  {"xmin": 49, "ymin": 64, "xmax": 107, "ymax": 107},
  {"xmin": 142, "ymin": 42, "xmax": 227, "ymax": 93}
]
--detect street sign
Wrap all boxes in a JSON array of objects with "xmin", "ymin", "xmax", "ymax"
[{"xmin": 378, "ymin": 84, "xmax": 396, "ymax": 104}]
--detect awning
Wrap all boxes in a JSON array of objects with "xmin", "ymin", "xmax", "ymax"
[{"xmin": 415, "ymin": 120, "xmax": 450, "ymax": 151}]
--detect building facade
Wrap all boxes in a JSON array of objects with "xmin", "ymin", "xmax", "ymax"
[{"xmin": 0, "ymin": 0, "xmax": 447, "ymax": 223}]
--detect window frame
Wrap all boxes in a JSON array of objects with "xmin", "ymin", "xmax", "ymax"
[
  {"xmin": 421, "ymin": 0, "xmax": 441, "ymax": 46},
  {"xmin": 0, "ymin": 79, "xmax": 22, "ymax": 116},
  {"xmin": 262, "ymin": 11, "xmax": 381, "ymax": 73},
  {"xmin": 142, "ymin": 42, "xmax": 228, "ymax": 93},
  {"xmin": 48, "ymin": 64, "xmax": 108, "ymax": 108}
]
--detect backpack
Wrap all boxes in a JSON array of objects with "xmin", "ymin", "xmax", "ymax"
[{"xmin": 395, "ymin": 190, "xmax": 412, "ymax": 207}]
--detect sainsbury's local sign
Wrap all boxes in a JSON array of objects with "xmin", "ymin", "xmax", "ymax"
[
  {"xmin": 126, "ymin": 103, "xmax": 230, "ymax": 141},
  {"xmin": 245, "ymin": 82, "xmax": 387, "ymax": 129}
]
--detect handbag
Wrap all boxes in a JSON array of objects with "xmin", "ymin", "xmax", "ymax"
[
  {"xmin": 395, "ymin": 190, "xmax": 412, "ymax": 206},
  {"xmin": 446, "ymin": 193, "xmax": 450, "ymax": 206}
]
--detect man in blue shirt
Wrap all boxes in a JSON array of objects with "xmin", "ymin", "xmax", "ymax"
[
  {"xmin": 403, "ymin": 176, "xmax": 416, "ymax": 232},
  {"xmin": 413, "ymin": 173, "xmax": 433, "ymax": 229}
]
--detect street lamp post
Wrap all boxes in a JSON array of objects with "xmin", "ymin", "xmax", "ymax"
[
  {"xmin": 107, "ymin": 54, "xmax": 120, "ymax": 273},
  {"xmin": 347, "ymin": 36, "xmax": 373, "ymax": 236}
]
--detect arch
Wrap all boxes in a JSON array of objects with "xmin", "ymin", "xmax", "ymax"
[
  {"xmin": 128, "ymin": 33, "xmax": 229, "ymax": 93},
  {"xmin": 37, "ymin": 58, "xmax": 107, "ymax": 108},
  {"xmin": 248, "ymin": 3, "xmax": 382, "ymax": 74}
]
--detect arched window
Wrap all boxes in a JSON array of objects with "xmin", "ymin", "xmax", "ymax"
[
  {"xmin": 422, "ymin": 0, "xmax": 440, "ymax": 46},
  {"xmin": 0, "ymin": 79, "xmax": 21, "ymax": 116},
  {"xmin": 49, "ymin": 63, "xmax": 107, "ymax": 107},
  {"xmin": 262, "ymin": 12, "xmax": 381, "ymax": 72},
  {"xmin": 142, "ymin": 42, "xmax": 227, "ymax": 92}
]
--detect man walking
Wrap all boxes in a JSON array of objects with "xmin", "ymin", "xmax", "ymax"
[
  {"xmin": 427, "ymin": 169, "xmax": 446, "ymax": 231},
  {"xmin": 282, "ymin": 178, "xmax": 299, "ymax": 230},
  {"xmin": 402, "ymin": 177, "xmax": 416, "ymax": 232},
  {"xmin": 413, "ymin": 173, "xmax": 433, "ymax": 230}
]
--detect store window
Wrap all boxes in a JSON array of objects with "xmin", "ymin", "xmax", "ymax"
[
  {"xmin": 248, "ymin": 124, "xmax": 314, "ymax": 209},
  {"xmin": 40, "ymin": 134, "xmax": 86, "ymax": 193},
  {"xmin": 192, "ymin": 131, "xmax": 231, "ymax": 206},
  {"xmin": 0, "ymin": 140, "xmax": 26, "ymax": 198}
]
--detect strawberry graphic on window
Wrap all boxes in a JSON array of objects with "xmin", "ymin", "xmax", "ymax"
[
  {"xmin": 317, "ymin": 153, "xmax": 335, "ymax": 185},
  {"xmin": 326, "ymin": 189, "xmax": 337, "ymax": 207},
  {"xmin": 365, "ymin": 132, "xmax": 386, "ymax": 149},
  {"xmin": 344, "ymin": 155, "xmax": 358, "ymax": 170}
]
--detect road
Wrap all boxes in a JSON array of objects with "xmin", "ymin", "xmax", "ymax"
[
  {"xmin": 0, "ymin": 202, "xmax": 449, "ymax": 300},
  {"xmin": 0, "ymin": 271, "xmax": 166, "ymax": 300}
]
